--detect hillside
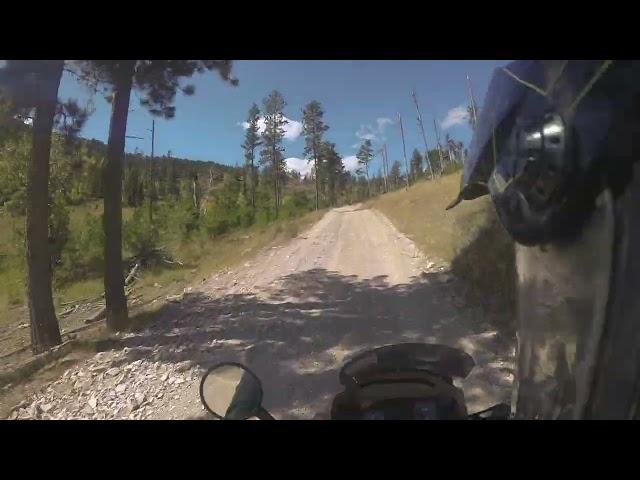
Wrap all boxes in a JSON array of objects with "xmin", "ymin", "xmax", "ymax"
[{"xmin": 366, "ymin": 172, "xmax": 517, "ymax": 329}]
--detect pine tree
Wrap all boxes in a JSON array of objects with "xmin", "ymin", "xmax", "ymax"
[
  {"xmin": 356, "ymin": 139, "xmax": 374, "ymax": 196},
  {"xmin": 302, "ymin": 100, "xmax": 329, "ymax": 210},
  {"xmin": 389, "ymin": 160, "xmax": 402, "ymax": 190},
  {"xmin": 319, "ymin": 141, "xmax": 343, "ymax": 207},
  {"xmin": 241, "ymin": 103, "xmax": 262, "ymax": 213},
  {"xmin": 410, "ymin": 148, "xmax": 424, "ymax": 180},
  {"xmin": 124, "ymin": 162, "xmax": 144, "ymax": 207},
  {"xmin": 72, "ymin": 60, "xmax": 239, "ymax": 331},
  {"xmin": 0, "ymin": 60, "xmax": 89, "ymax": 354},
  {"xmin": 259, "ymin": 90, "xmax": 287, "ymax": 218}
]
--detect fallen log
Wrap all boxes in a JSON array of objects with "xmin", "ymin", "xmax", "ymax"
[
  {"xmin": 125, "ymin": 262, "xmax": 140, "ymax": 286},
  {"xmin": 85, "ymin": 306, "xmax": 106, "ymax": 324},
  {"xmin": 162, "ymin": 258, "xmax": 184, "ymax": 266}
]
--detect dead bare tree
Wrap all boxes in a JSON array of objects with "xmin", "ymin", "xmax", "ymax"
[
  {"xmin": 432, "ymin": 118, "xmax": 445, "ymax": 175},
  {"xmin": 397, "ymin": 113, "xmax": 410, "ymax": 189},
  {"xmin": 381, "ymin": 144, "xmax": 389, "ymax": 193},
  {"xmin": 411, "ymin": 90, "xmax": 435, "ymax": 180}
]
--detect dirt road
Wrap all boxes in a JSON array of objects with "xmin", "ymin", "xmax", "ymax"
[{"xmin": 7, "ymin": 205, "xmax": 514, "ymax": 420}]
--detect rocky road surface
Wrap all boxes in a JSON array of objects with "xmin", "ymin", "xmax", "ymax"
[{"xmin": 7, "ymin": 205, "xmax": 514, "ymax": 420}]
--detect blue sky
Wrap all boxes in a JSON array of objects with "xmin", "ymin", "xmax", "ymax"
[{"xmin": 58, "ymin": 60, "xmax": 510, "ymax": 176}]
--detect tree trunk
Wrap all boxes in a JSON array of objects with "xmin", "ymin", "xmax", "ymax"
[
  {"xmin": 313, "ymin": 137, "xmax": 319, "ymax": 210},
  {"xmin": 103, "ymin": 61, "xmax": 135, "ymax": 332},
  {"xmin": 382, "ymin": 146, "xmax": 389, "ymax": 194},
  {"xmin": 365, "ymin": 165, "xmax": 370, "ymax": 198},
  {"xmin": 250, "ymin": 161, "xmax": 256, "ymax": 213},
  {"xmin": 273, "ymin": 145, "xmax": 279, "ymax": 218},
  {"xmin": 398, "ymin": 114, "xmax": 411, "ymax": 189},
  {"xmin": 26, "ymin": 60, "xmax": 64, "ymax": 354},
  {"xmin": 314, "ymin": 155, "xmax": 319, "ymax": 210},
  {"xmin": 192, "ymin": 173, "xmax": 200, "ymax": 212}
]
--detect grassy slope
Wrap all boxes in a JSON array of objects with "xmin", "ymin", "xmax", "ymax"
[
  {"xmin": 367, "ymin": 172, "xmax": 516, "ymax": 325},
  {"xmin": 0, "ymin": 204, "xmax": 325, "ymax": 356},
  {"xmin": 0, "ymin": 201, "xmax": 134, "ymax": 326},
  {"xmin": 367, "ymin": 173, "xmax": 492, "ymax": 263}
]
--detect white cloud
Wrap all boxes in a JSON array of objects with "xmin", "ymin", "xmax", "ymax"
[
  {"xmin": 239, "ymin": 116, "xmax": 303, "ymax": 142},
  {"xmin": 355, "ymin": 124, "xmax": 377, "ymax": 141},
  {"xmin": 351, "ymin": 142, "xmax": 360, "ymax": 149},
  {"xmin": 285, "ymin": 157, "xmax": 313, "ymax": 177},
  {"xmin": 283, "ymin": 118, "xmax": 303, "ymax": 141},
  {"xmin": 342, "ymin": 155, "xmax": 360, "ymax": 173},
  {"xmin": 357, "ymin": 132, "xmax": 377, "ymax": 141},
  {"xmin": 355, "ymin": 117, "xmax": 395, "ymax": 144},
  {"xmin": 376, "ymin": 117, "xmax": 394, "ymax": 131},
  {"xmin": 441, "ymin": 105, "xmax": 469, "ymax": 129}
]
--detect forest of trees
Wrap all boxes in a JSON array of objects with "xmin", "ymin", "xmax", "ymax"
[{"xmin": 0, "ymin": 60, "xmax": 466, "ymax": 356}]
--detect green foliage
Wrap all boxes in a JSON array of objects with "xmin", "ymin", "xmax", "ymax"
[
  {"xmin": 280, "ymin": 190, "xmax": 314, "ymax": 219},
  {"xmin": 73, "ymin": 60, "xmax": 238, "ymax": 120},
  {"xmin": 260, "ymin": 90, "xmax": 288, "ymax": 215},
  {"xmin": 49, "ymin": 194, "xmax": 70, "ymax": 266},
  {"xmin": 0, "ymin": 127, "xmax": 29, "ymax": 212},
  {"xmin": 356, "ymin": 139, "xmax": 374, "ymax": 178},
  {"xmin": 202, "ymin": 172, "xmax": 252, "ymax": 237},
  {"xmin": 55, "ymin": 213, "xmax": 104, "ymax": 286},
  {"xmin": 124, "ymin": 163, "xmax": 145, "ymax": 207},
  {"xmin": 442, "ymin": 160, "xmax": 463, "ymax": 175},
  {"xmin": 302, "ymin": 101, "xmax": 329, "ymax": 161},
  {"xmin": 427, "ymin": 149, "xmax": 442, "ymax": 174},
  {"xmin": 124, "ymin": 207, "xmax": 160, "ymax": 261},
  {"xmin": 242, "ymin": 103, "xmax": 262, "ymax": 173},
  {"xmin": 302, "ymin": 100, "xmax": 329, "ymax": 207},
  {"xmin": 319, "ymin": 141, "xmax": 343, "ymax": 207},
  {"xmin": 389, "ymin": 160, "xmax": 403, "ymax": 189},
  {"xmin": 410, "ymin": 148, "xmax": 423, "ymax": 180}
]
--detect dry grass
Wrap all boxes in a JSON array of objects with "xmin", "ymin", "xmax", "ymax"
[
  {"xmin": 366, "ymin": 173, "xmax": 491, "ymax": 263},
  {"xmin": 0, "ymin": 204, "xmax": 326, "ymax": 357},
  {"xmin": 0, "ymin": 201, "xmax": 135, "ymax": 325},
  {"xmin": 99, "ymin": 209, "xmax": 327, "ymax": 334},
  {"xmin": 367, "ymin": 172, "xmax": 516, "ymax": 326}
]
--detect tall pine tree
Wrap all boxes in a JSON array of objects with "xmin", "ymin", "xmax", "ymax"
[
  {"xmin": 72, "ymin": 60, "xmax": 239, "ymax": 331},
  {"xmin": 320, "ymin": 141, "xmax": 343, "ymax": 207},
  {"xmin": 356, "ymin": 139, "xmax": 374, "ymax": 196},
  {"xmin": 302, "ymin": 100, "xmax": 329, "ymax": 210},
  {"xmin": 259, "ymin": 90, "xmax": 287, "ymax": 218},
  {"xmin": 0, "ymin": 61, "xmax": 89, "ymax": 353},
  {"xmin": 241, "ymin": 103, "xmax": 261, "ymax": 213},
  {"xmin": 389, "ymin": 160, "xmax": 402, "ymax": 190}
]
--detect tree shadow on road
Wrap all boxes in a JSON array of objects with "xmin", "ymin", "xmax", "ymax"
[{"xmin": 96, "ymin": 268, "xmax": 515, "ymax": 419}]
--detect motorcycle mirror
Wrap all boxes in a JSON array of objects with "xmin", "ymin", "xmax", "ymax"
[{"xmin": 199, "ymin": 363, "xmax": 263, "ymax": 420}]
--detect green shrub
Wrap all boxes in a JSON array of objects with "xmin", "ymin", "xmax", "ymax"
[
  {"xmin": 55, "ymin": 213, "xmax": 104, "ymax": 286},
  {"xmin": 203, "ymin": 211, "xmax": 230, "ymax": 237},
  {"xmin": 280, "ymin": 190, "xmax": 313, "ymax": 219},
  {"xmin": 124, "ymin": 207, "xmax": 160, "ymax": 261},
  {"xmin": 49, "ymin": 194, "xmax": 70, "ymax": 265},
  {"xmin": 441, "ymin": 161, "xmax": 463, "ymax": 175},
  {"xmin": 4, "ymin": 190, "xmax": 26, "ymax": 215}
]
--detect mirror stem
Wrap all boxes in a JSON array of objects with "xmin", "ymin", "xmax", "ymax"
[{"xmin": 255, "ymin": 407, "xmax": 275, "ymax": 420}]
